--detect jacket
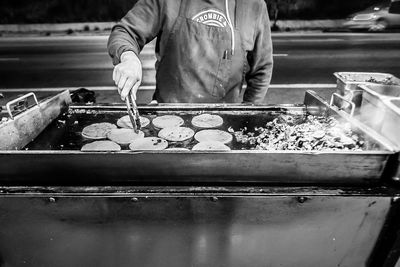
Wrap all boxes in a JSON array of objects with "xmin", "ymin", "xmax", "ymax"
[{"xmin": 108, "ymin": 0, "xmax": 273, "ymax": 103}]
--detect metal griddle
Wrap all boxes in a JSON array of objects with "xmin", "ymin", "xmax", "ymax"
[{"xmin": 0, "ymin": 90, "xmax": 398, "ymax": 185}]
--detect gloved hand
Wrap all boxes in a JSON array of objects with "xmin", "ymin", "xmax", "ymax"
[{"xmin": 112, "ymin": 51, "xmax": 142, "ymax": 101}]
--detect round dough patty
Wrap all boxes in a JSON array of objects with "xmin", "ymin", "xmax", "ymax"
[
  {"xmin": 117, "ymin": 115, "xmax": 150, "ymax": 129},
  {"xmin": 129, "ymin": 137, "xmax": 168, "ymax": 151},
  {"xmin": 81, "ymin": 140, "xmax": 121, "ymax": 152},
  {"xmin": 152, "ymin": 115, "xmax": 184, "ymax": 129},
  {"xmin": 194, "ymin": 129, "xmax": 233, "ymax": 144},
  {"xmin": 107, "ymin": 128, "xmax": 145, "ymax": 145},
  {"xmin": 82, "ymin": 123, "xmax": 117, "ymax": 140},
  {"xmin": 191, "ymin": 114, "xmax": 223, "ymax": 128},
  {"xmin": 166, "ymin": 148, "xmax": 190, "ymax": 151},
  {"xmin": 158, "ymin": 127, "xmax": 195, "ymax": 142},
  {"xmin": 192, "ymin": 141, "xmax": 231, "ymax": 151}
]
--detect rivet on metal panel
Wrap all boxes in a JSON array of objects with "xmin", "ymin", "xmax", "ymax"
[
  {"xmin": 297, "ymin": 196, "xmax": 308, "ymax": 203},
  {"xmin": 131, "ymin": 197, "xmax": 139, "ymax": 202},
  {"xmin": 48, "ymin": 197, "xmax": 56, "ymax": 203}
]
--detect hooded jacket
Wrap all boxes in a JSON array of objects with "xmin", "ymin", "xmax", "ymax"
[{"xmin": 108, "ymin": 0, "xmax": 273, "ymax": 103}]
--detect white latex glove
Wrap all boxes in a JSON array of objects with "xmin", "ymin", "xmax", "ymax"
[{"xmin": 112, "ymin": 51, "xmax": 142, "ymax": 101}]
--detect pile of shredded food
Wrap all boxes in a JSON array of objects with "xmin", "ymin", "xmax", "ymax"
[
  {"xmin": 366, "ymin": 76, "xmax": 398, "ymax": 86},
  {"xmin": 0, "ymin": 117, "xmax": 9, "ymax": 125},
  {"xmin": 232, "ymin": 115, "xmax": 365, "ymax": 151}
]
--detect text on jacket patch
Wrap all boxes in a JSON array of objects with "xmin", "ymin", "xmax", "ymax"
[{"xmin": 191, "ymin": 9, "xmax": 228, "ymax": 28}]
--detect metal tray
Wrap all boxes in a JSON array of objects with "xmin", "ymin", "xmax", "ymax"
[
  {"xmin": 0, "ymin": 91, "xmax": 397, "ymax": 186},
  {"xmin": 357, "ymin": 85, "xmax": 400, "ymax": 148},
  {"xmin": 334, "ymin": 72, "xmax": 400, "ymax": 108},
  {"xmin": 0, "ymin": 91, "xmax": 71, "ymax": 150},
  {"xmin": 360, "ymin": 84, "xmax": 400, "ymax": 99},
  {"xmin": 381, "ymin": 98, "xmax": 400, "ymax": 148}
]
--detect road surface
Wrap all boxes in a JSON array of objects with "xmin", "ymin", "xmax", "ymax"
[{"xmin": 0, "ymin": 33, "xmax": 399, "ymax": 89}]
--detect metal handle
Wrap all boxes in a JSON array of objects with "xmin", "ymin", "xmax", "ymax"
[
  {"xmin": 125, "ymin": 94, "xmax": 141, "ymax": 133},
  {"xmin": 6, "ymin": 92, "xmax": 39, "ymax": 119},
  {"xmin": 129, "ymin": 94, "xmax": 141, "ymax": 126},
  {"xmin": 330, "ymin": 93, "xmax": 356, "ymax": 117}
]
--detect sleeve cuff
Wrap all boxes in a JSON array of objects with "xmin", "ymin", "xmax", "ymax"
[{"xmin": 114, "ymin": 46, "xmax": 140, "ymax": 65}]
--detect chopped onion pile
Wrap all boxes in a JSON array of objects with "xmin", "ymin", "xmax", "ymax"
[{"xmin": 234, "ymin": 115, "xmax": 365, "ymax": 151}]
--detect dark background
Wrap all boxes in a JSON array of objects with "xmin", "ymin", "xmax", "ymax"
[{"xmin": 0, "ymin": 0, "xmax": 389, "ymax": 24}]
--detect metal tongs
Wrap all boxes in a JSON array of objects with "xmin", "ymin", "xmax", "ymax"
[{"xmin": 125, "ymin": 94, "xmax": 141, "ymax": 133}]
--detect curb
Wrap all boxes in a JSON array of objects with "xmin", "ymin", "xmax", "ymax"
[
  {"xmin": 275, "ymin": 20, "xmax": 346, "ymax": 30},
  {"xmin": 0, "ymin": 84, "xmax": 337, "ymax": 92},
  {"xmin": 0, "ymin": 22, "xmax": 115, "ymax": 33},
  {"xmin": 0, "ymin": 20, "xmax": 345, "ymax": 33}
]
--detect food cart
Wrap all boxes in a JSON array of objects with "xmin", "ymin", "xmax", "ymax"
[{"xmin": 0, "ymin": 81, "xmax": 400, "ymax": 267}]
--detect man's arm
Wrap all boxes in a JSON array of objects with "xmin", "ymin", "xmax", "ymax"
[
  {"xmin": 108, "ymin": 0, "xmax": 163, "ymax": 65},
  {"xmin": 243, "ymin": 2, "xmax": 273, "ymax": 104},
  {"xmin": 107, "ymin": 0, "xmax": 163, "ymax": 100}
]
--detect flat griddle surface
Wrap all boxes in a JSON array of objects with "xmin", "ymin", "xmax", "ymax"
[
  {"xmin": 26, "ymin": 106, "xmax": 384, "ymax": 152},
  {"xmin": 1, "ymin": 91, "xmax": 398, "ymax": 185}
]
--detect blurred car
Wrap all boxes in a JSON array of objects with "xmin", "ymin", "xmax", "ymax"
[{"xmin": 343, "ymin": 1, "xmax": 400, "ymax": 31}]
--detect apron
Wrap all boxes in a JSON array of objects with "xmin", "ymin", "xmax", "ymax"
[{"xmin": 155, "ymin": 0, "xmax": 246, "ymax": 103}]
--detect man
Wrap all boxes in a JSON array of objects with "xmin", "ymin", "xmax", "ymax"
[{"xmin": 108, "ymin": 0, "xmax": 273, "ymax": 104}]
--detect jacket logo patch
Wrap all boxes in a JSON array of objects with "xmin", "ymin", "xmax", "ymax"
[{"xmin": 192, "ymin": 9, "xmax": 228, "ymax": 28}]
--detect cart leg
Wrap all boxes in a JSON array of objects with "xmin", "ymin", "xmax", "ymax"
[{"xmin": 367, "ymin": 198, "xmax": 400, "ymax": 267}]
